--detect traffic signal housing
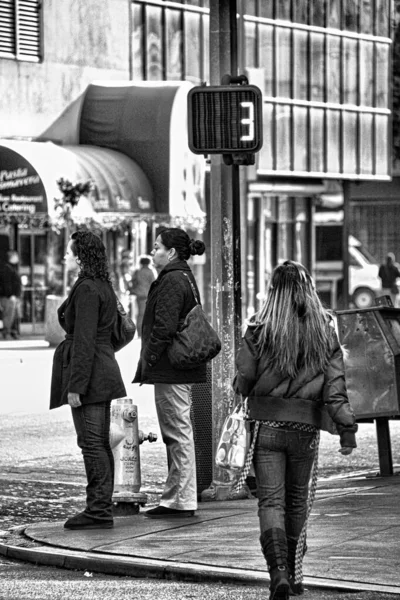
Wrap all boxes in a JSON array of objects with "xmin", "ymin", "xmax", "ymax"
[{"xmin": 188, "ymin": 84, "xmax": 263, "ymax": 157}]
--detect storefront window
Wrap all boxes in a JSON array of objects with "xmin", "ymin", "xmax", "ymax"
[
  {"xmin": 343, "ymin": 0, "xmax": 359, "ymax": 31},
  {"xmin": 244, "ymin": 0, "xmax": 256, "ymax": 16},
  {"xmin": 259, "ymin": 2, "xmax": 273, "ymax": 19},
  {"xmin": 259, "ymin": 24, "xmax": 274, "ymax": 97},
  {"xmin": 166, "ymin": 9, "xmax": 183, "ymax": 80},
  {"xmin": 326, "ymin": 109, "xmax": 341, "ymax": 172},
  {"xmin": 360, "ymin": 41, "xmax": 374, "ymax": 106},
  {"xmin": 276, "ymin": 27, "xmax": 291, "ymax": 98},
  {"xmin": 327, "ymin": 0, "xmax": 341, "ymax": 29},
  {"xmin": 360, "ymin": 0, "xmax": 373, "ymax": 33},
  {"xmin": 202, "ymin": 14, "xmax": 209, "ymax": 83},
  {"xmin": 293, "ymin": 106, "xmax": 308, "ymax": 171},
  {"xmin": 310, "ymin": 0, "xmax": 325, "ymax": 26},
  {"xmin": 245, "ymin": 21, "xmax": 257, "ymax": 68},
  {"xmin": 132, "ymin": 4, "xmax": 144, "ymax": 80},
  {"xmin": 375, "ymin": 114, "xmax": 389, "ymax": 175},
  {"xmin": 293, "ymin": 0, "xmax": 308, "ymax": 23},
  {"xmin": 259, "ymin": 103, "xmax": 274, "ymax": 171},
  {"xmin": 293, "ymin": 30, "xmax": 308, "ymax": 100},
  {"xmin": 343, "ymin": 38, "xmax": 358, "ymax": 104},
  {"xmin": 342, "ymin": 110, "xmax": 357, "ymax": 173},
  {"xmin": 276, "ymin": 105, "xmax": 291, "ymax": 171},
  {"xmin": 375, "ymin": 0, "xmax": 389, "ymax": 37},
  {"xmin": 276, "ymin": 0, "xmax": 291, "ymax": 21},
  {"xmin": 310, "ymin": 33, "xmax": 325, "ymax": 102},
  {"xmin": 359, "ymin": 113, "xmax": 373, "ymax": 174},
  {"xmin": 375, "ymin": 43, "xmax": 389, "ymax": 108},
  {"xmin": 310, "ymin": 108, "xmax": 325, "ymax": 172},
  {"xmin": 326, "ymin": 35, "xmax": 341, "ymax": 104},
  {"xmin": 184, "ymin": 11, "xmax": 201, "ymax": 84},
  {"xmin": 146, "ymin": 6, "xmax": 163, "ymax": 80}
]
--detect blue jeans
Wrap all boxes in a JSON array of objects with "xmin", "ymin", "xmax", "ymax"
[
  {"xmin": 71, "ymin": 401, "xmax": 114, "ymax": 521},
  {"xmin": 253, "ymin": 424, "xmax": 317, "ymax": 565}
]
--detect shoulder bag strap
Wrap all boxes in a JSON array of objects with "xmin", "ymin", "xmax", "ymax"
[{"xmin": 182, "ymin": 271, "xmax": 200, "ymax": 305}]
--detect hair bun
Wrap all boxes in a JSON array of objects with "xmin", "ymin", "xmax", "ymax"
[{"xmin": 189, "ymin": 239, "xmax": 206, "ymax": 256}]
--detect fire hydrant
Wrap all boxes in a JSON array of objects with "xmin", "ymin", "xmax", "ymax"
[{"xmin": 110, "ymin": 397, "xmax": 157, "ymax": 515}]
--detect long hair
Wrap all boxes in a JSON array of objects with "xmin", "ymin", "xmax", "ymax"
[
  {"xmin": 157, "ymin": 227, "xmax": 206, "ymax": 260},
  {"xmin": 254, "ymin": 260, "xmax": 332, "ymax": 379},
  {"xmin": 70, "ymin": 230, "xmax": 112, "ymax": 283}
]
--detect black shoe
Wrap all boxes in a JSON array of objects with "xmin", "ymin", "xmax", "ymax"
[
  {"xmin": 269, "ymin": 566, "xmax": 290, "ymax": 600},
  {"xmin": 10, "ymin": 332, "xmax": 19, "ymax": 340},
  {"xmin": 143, "ymin": 506, "xmax": 195, "ymax": 519},
  {"xmin": 288, "ymin": 576, "xmax": 304, "ymax": 596},
  {"xmin": 64, "ymin": 512, "xmax": 114, "ymax": 530}
]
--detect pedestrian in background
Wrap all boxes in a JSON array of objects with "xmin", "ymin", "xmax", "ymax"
[
  {"xmin": 133, "ymin": 227, "xmax": 206, "ymax": 518},
  {"xmin": 233, "ymin": 260, "xmax": 357, "ymax": 600},
  {"xmin": 0, "ymin": 250, "xmax": 22, "ymax": 340},
  {"xmin": 50, "ymin": 229, "xmax": 126, "ymax": 531},
  {"xmin": 378, "ymin": 252, "xmax": 400, "ymax": 307},
  {"xmin": 129, "ymin": 255, "xmax": 155, "ymax": 337}
]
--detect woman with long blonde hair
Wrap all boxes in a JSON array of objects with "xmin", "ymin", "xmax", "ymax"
[{"xmin": 234, "ymin": 260, "xmax": 357, "ymax": 600}]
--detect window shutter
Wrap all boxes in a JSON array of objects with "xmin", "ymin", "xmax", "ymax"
[
  {"xmin": 0, "ymin": 0, "xmax": 41, "ymax": 60},
  {"xmin": 0, "ymin": 0, "xmax": 15, "ymax": 55},
  {"xmin": 17, "ymin": 0, "xmax": 41, "ymax": 59}
]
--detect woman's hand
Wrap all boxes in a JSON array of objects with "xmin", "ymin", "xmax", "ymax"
[
  {"xmin": 68, "ymin": 392, "xmax": 82, "ymax": 408},
  {"xmin": 339, "ymin": 447, "xmax": 353, "ymax": 455}
]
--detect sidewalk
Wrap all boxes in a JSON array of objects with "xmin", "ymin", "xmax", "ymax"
[{"xmin": 1, "ymin": 472, "xmax": 400, "ymax": 594}]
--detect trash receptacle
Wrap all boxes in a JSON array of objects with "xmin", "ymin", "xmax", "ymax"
[{"xmin": 336, "ymin": 305, "xmax": 400, "ymax": 475}]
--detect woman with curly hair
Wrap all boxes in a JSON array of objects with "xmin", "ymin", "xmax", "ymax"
[
  {"xmin": 233, "ymin": 260, "xmax": 357, "ymax": 599},
  {"xmin": 50, "ymin": 230, "xmax": 126, "ymax": 530},
  {"xmin": 133, "ymin": 227, "xmax": 206, "ymax": 519}
]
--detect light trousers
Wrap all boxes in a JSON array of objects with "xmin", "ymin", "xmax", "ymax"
[{"xmin": 154, "ymin": 382, "xmax": 197, "ymax": 510}]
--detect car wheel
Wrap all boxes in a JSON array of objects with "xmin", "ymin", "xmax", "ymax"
[{"xmin": 352, "ymin": 287, "xmax": 376, "ymax": 309}]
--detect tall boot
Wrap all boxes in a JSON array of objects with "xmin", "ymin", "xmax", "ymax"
[
  {"xmin": 287, "ymin": 536, "xmax": 305, "ymax": 596},
  {"xmin": 260, "ymin": 529, "xmax": 290, "ymax": 600}
]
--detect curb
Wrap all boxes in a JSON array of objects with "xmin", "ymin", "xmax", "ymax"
[{"xmin": 1, "ymin": 542, "xmax": 400, "ymax": 595}]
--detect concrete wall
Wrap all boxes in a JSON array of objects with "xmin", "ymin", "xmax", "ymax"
[{"xmin": 0, "ymin": 0, "xmax": 130, "ymax": 138}]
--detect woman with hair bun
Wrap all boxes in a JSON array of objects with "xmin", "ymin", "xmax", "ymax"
[{"xmin": 133, "ymin": 227, "xmax": 206, "ymax": 518}]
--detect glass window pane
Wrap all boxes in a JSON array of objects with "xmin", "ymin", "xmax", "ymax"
[
  {"xmin": 360, "ymin": 41, "xmax": 374, "ymax": 106},
  {"xmin": 375, "ymin": 115, "xmax": 389, "ymax": 175},
  {"xmin": 327, "ymin": 109, "xmax": 341, "ymax": 172},
  {"xmin": 310, "ymin": 33, "xmax": 325, "ymax": 102},
  {"xmin": 375, "ymin": 0, "xmax": 389, "ymax": 37},
  {"xmin": 279, "ymin": 197, "xmax": 293, "ymax": 221},
  {"xmin": 259, "ymin": 25, "xmax": 274, "ymax": 96},
  {"xmin": 132, "ymin": 4, "xmax": 144, "ymax": 81},
  {"xmin": 293, "ymin": 106, "xmax": 308, "ymax": 171},
  {"xmin": 295, "ymin": 221, "xmax": 309, "ymax": 266},
  {"xmin": 293, "ymin": 0, "xmax": 308, "ymax": 23},
  {"xmin": 278, "ymin": 223, "xmax": 293, "ymax": 262},
  {"xmin": 342, "ymin": 111, "xmax": 357, "ymax": 173},
  {"xmin": 360, "ymin": 0, "xmax": 372, "ymax": 34},
  {"xmin": 202, "ymin": 15, "xmax": 209, "ymax": 83},
  {"xmin": 327, "ymin": 0, "xmax": 341, "ymax": 29},
  {"xmin": 166, "ymin": 9, "xmax": 183, "ymax": 80},
  {"xmin": 184, "ymin": 12, "xmax": 201, "ymax": 84},
  {"xmin": 343, "ymin": 38, "xmax": 358, "ymax": 104},
  {"xmin": 327, "ymin": 35, "xmax": 341, "ymax": 104},
  {"xmin": 259, "ymin": 1, "xmax": 272, "ymax": 19},
  {"xmin": 258, "ymin": 103, "xmax": 274, "ymax": 171},
  {"xmin": 244, "ymin": 0, "xmax": 256, "ymax": 16},
  {"xmin": 359, "ymin": 113, "xmax": 373, "ymax": 174},
  {"xmin": 146, "ymin": 6, "xmax": 163, "ymax": 80},
  {"xmin": 202, "ymin": 0, "xmax": 209, "ymax": 8},
  {"xmin": 293, "ymin": 30, "xmax": 308, "ymax": 100},
  {"xmin": 310, "ymin": 0, "xmax": 326, "ymax": 26},
  {"xmin": 375, "ymin": 43, "xmax": 389, "ymax": 108},
  {"xmin": 276, "ymin": 105, "xmax": 291, "ymax": 171},
  {"xmin": 276, "ymin": 27, "xmax": 291, "ymax": 98},
  {"xmin": 344, "ymin": 0, "xmax": 359, "ymax": 32},
  {"xmin": 245, "ymin": 21, "xmax": 257, "ymax": 68},
  {"xmin": 310, "ymin": 108, "xmax": 324, "ymax": 172},
  {"xmin": 277, "ymin": 0, "xmax": 291, "ymax": 21}
]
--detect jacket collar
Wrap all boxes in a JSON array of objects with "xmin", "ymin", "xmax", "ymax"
[{"xmin": 158, "ymin": 259, "xmax": 191, "ymax": 279}]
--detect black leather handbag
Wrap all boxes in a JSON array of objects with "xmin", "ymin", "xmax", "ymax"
[
  {"xmin": 111, "ymin": 295, "xmax": 136, "ymax": 352},
  {"xmin": 167, "ymin": 272, "xmax": 221, "ymax": 369}
]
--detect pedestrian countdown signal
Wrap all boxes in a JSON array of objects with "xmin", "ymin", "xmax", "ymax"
[{"xmin": 187, "ymin": 84, "xmax": 263, "ymax": 155}]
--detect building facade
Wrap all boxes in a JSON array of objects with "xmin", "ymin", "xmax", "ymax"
[{"xmin": 0, "ymin": 0, "xmax": 393, "ymax": 332}]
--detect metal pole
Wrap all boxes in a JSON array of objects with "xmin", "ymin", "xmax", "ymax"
[
  {"xmin": 341, "ymin": 181, "xmax": 350, "ymax": 309},
  {"xmin": 201, "ymin": 0, "xmax": 244, "ymax": 501}
]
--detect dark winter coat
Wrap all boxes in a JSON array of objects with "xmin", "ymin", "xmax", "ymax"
[
  {"xmin": 50, "ymin": 276, "xmax": 126, "ymax": 409},
  {"xmin": 233, "ymin": 323, "xmax": 357, "ymax": 448},
  {"xmin": 0, "ymin": 262, "xmax": 21, "ymax": 298},
  {"xmin": 132, "ymin": 259, "xmax": 207, "ymax": 385}
]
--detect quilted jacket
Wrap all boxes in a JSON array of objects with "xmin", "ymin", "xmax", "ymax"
[
  {"xmin": 50, "ymin": 276, "xmax": 127, "ymax": 409},
  {"xmin": 132, "ymin": 259, "xmax": 207, "ymax": 385},
  {"xmin": 233, "ymin": 322, "xmax": 357, "ymax": 448}
]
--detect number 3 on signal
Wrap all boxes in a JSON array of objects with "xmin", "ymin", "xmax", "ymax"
[{"xmin": 240, "ymin": 101, "xmax": 255, "ymax": 141}]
